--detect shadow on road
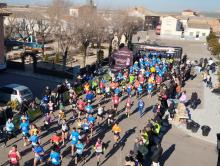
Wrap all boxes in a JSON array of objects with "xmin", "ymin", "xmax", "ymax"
[
  {"xmin": 100, "ymin": 127, "xmax": 136, "ymax": 165},
  {"xmin": 160, "ymin": 144, "xmax": 175, "ymax": 166}
]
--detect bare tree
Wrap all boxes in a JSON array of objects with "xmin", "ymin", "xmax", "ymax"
[
  {"xmin": 35, "ymin": 18, "xmax": 53, "ymax": 56},
  {"xmin": 47, "ymin": 0, "xmax": 72, "ymax": 70}
]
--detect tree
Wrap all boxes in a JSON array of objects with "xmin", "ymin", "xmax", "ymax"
[
  {"xmin": 35, "ymin": 18, "xmax": 53, "ymax": 56},
  {"xmin": 207, "ymin": 31, "xmax": 220, "ymax": 59},
  {"xmin": 48, "ymin": 0, "xmax": 72, "ymax": 70},
  {"xmin": 72, "ymin": 6, "xmax": 98, "ymax": 67}
]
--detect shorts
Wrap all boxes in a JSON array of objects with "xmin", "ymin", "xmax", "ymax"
[
  {"xmin": 62, "ymin": 129, "xmax": 68, "ymax": 133},
  {"xmin": 113, "ymin": 104, "xmax": 118, "ymax": 109},
  {"xmin": 113, "ymin": 132, "xmax": 120, "ymax": 137},
  {"xmin": 34, "ymin": 155, "xmax": 43, "ymax": 161},
  {"xmin": 10, "ymin": 163, "xmax": 19, "ymax": 166},
  {"xmin": 22, "ymin": 132, "xmax": 29, "ymax": 138},
  {"xmin": 76, "ymin": 153, "xmax": 82, "ymax": 158},
  {"xmin": 97, "ymin": 113, "xmax": 103, "ymax": 118},
  {"xmin": 96, "ymin": 152, "xmax": 102, "ymax": 156},
  {"xmin": 71, "ymin": 141, "xmax": 77, "ymax": 145}
]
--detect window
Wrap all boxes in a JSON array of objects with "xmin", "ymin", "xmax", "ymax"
[
  {"xmin": 202, "ymin": 33, "xmax": 206, "ymax": 36},
  {"xmin": 189, "ymin": 32, "xmax": 194, "ymax": 36},
  {"xmin": 0, "ymin": 87, "xmax": 13, "ymax": 94}
]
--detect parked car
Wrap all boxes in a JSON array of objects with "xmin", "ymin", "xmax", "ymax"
[{"xmin": 0, "ymin": 84, "xmax": 33, "ymax": 103}]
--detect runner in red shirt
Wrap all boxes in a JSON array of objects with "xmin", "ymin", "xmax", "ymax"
[
  {"xmin": 125, "ymin": 95, "xmax": 132, "ymax": 118},
  {"xmin": 8, "ymin": 145, "xmax": 21, "ymax": 166},
  {"xmin": 77, "ymin": 99, "xmax": 86, "ymax": 117},
  {"xmin": 112, "ymin": 94, "xmax": 120, "ymax": 111}
]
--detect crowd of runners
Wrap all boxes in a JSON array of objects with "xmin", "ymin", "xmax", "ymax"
[{"xmin": 2, "ymin": 50, "xmax": 215, "ymax": 166}]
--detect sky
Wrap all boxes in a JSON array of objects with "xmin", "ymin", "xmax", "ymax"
[{"xmin": 3, "ymin": 0, "xmax": 220, "ymax": 12}]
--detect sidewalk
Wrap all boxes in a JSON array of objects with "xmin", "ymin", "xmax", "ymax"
[{"xmin": 172, "ymin": 71, "xmax": 220, "ymax": 144}]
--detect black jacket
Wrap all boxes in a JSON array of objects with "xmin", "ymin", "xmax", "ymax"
[{"xmin": 151, "ymin": 146, "xmax": 163, "ymax": 163}]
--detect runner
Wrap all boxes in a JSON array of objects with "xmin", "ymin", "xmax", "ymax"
[
  {"xmin": 61, "ymin": 119, "xmax": 69, "ymax": 146},
  {"xmin": 33, "ymin": 142, "xmax": 44, "ymax": 166},
  {"xmin": 8, "ymin": 145, "xmax": 21, "ymax": 166},
  {"xmin": 75, "ymin": 140, "xmax": 85, "ymax": 165},
  {"xmin": 20, "ymin": 118, "xmax": 30, "ymax": 146},
  {"xmin": 48, "ymin": 145, "xmax": 62, "ymax": 166},
  {"xmin": 70, "ymin": 127, "xmax": 80, "ymax": 156},
  {"xmin": 94, "ymin": 138, "xmax": 103, "ymax": 166},
  {"xmin": 29, "ymin": 132, "xmax": 40, "ymax": 149},
  {"xmin": 97, "ymin": 104, "xmax": 104, "ymax": 125},
  {"xmin": 125, "ymin": 95, "xmax": 132, "ymax": 117},
  {"xmin": 51, "ymin": 132, "xmax": 62, "ymax": 147},
  {"xmin": 88, "ymin": 114, "xmax": 96, "ymax": 137},
  {"xmin": 112, "ymin": 122, "xmax": 121, "ymax": 147},
  {"xmin": 112, "ymin": 94, "xmax": 120, "ymax": 111},
  {"xmin": 107, "ymin": 106, "xmax": 115, "ymax": 126},
  {"xmin": 138, "ymin": 99, "xmax": 145, "ymax": 118}
]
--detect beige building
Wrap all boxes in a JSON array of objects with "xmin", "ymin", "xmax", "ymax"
[{"xmin": 181, "ymin": 9, "xmax": 198, "ymax": 17}]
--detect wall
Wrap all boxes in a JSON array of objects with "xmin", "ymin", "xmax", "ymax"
[
  {"xmin": 185, "ymin": 27, "xmax": 210, "ymax": 39},
  {"xmin": 0, "ymin": 16, "xmax": 4, "ymax": 65},
  {"xmin": 160, "ymin": 16, "xmax": 182, "ymax": 36},
  {"xmin": 69, "ymin": 8, "xmax": 79, "ymax": 17}
]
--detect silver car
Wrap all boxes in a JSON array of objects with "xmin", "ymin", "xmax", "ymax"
[{"xmin": 0, "ymin": 84, "xmax": 33, "ymax": 103}]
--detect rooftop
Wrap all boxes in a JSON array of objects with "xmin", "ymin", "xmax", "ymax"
[
  {"xmin": 188, "ymin": 22, "xmax": 210, "ymax": 29},
  {"xmin": 0, "ymin": 8, "xmax": 11, "ymax": 16},
  {"xmin": 0, "ymin": 3, "xmax": 12, "ymax": 16},
  {"xmin": 183, "ymin": 9, "xmax": 195, "ymax": 13}
]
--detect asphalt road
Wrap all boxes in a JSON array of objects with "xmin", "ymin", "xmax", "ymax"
[
  {"xmin": 0, "ymin": 72, "xmax": 58, "ymax": 98},
  {"xmin": 0, "ymin": 72, "xmax": 217, "ymax": 166}
]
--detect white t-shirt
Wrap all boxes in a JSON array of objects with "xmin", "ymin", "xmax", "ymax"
[{"xmin": 98, "ymin": 107, "xmax": 103, "ymax": 115}]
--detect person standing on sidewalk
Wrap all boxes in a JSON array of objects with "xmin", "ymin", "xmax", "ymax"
[
  {"xmin": 138, "ymin": 99, "xmax": 145, "ymax": 118},
  {"xmin": 8, "ymin": 145, "xmax": 21, "ymax": 166},
  {"xmin": 3, "ymin": 118, "xmax": 15, "ymax": 147},
  {"xmin": 151, "ymin": 143, "xmax": 163, "ymax": 166}
]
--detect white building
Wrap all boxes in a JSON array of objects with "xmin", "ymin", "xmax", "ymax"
[
  {"xmin": 160, "ymin": 16, "xmax": 183, "ymax": 36},
  {"xmin": 184, "ymin": 22, "xmax": 210, "ymax": 40},
  {"xmin": 69, "ymin": 8, "xmax": 79, "ymax": 17},
  {"xmin": 160, "ymin": 15, "xmax": 211, "ymax": 40}
]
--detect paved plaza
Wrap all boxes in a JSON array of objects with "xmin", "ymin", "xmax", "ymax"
[{"xmin": 0, "ymin": 39, "xmax": 219, "ymax": 166}]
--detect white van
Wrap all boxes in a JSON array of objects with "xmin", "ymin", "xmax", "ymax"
[{"xmin": 0, "ymin": 84, "xmax": 33, "ymax": 103}]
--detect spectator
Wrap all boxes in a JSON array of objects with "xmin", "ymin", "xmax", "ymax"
[{"xmin": 151, "ymin": 143, "xmax": 163, "ymax": 166}]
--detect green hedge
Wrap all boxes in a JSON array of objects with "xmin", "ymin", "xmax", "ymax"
[{"xmin": 13, "ymin": 107, "xmax": 42, "ymax": 129}]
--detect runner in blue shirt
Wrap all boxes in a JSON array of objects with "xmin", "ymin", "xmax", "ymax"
[
  {"xmin": 49, "ymin": 146, "xmax": 61, "ymax": 166},
  {"xmin": 138, "ymin": 99, "xmax": 145, "ymax": 118},
  {"xmin": 70, "ymin": 127, "xmax": 80, "ymax": 156},
  {"xmin": 88, "ymin": 114, "xmax": 96, "ymax": 137},
  {"xmin": 85, "ymin": 91, "xmax": 94, "ymax": 103},
  {"xmin": 75, "ymin": 140, "xmax": 84, "ymax": 165},
  {"xmin": 20, "ymin": 119, "xmax": 30, "ymax": 146},
  {"xmin": 33, "ymin": 142, "xmax": 44, "ymax": 166},
  {"xmin": 85, "ymin": 103, "xmax": 93, "ymax": 114},
  {"xmin": 114, "ymin": 87, "xmax": 121, "ymax": 96},
  {"xmin": 29, "ymin": 134, "xmax": 40, "ymax": 148},
  {"xmin": 137, "ymin": 85, "xmax": 143, "ymax": 98},
  {"xmin": 147, "ymin": 83, "xmax": 154, "ymax": 96}
]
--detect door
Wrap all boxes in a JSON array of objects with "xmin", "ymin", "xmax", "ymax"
[{"xmin": 11, "ymin": 89, "xmax": 18, "ymax": 101}]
